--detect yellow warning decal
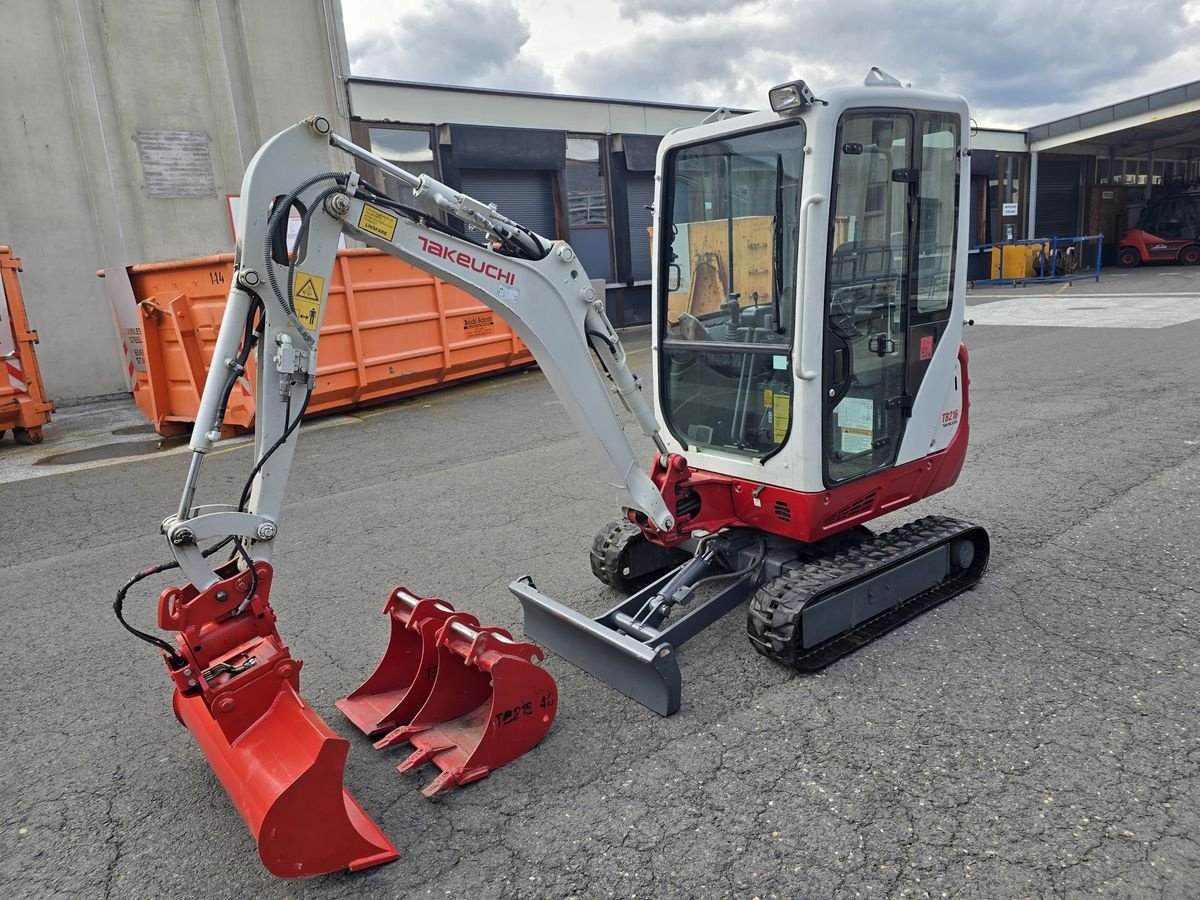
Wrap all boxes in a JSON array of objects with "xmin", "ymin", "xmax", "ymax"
[
  {"xmin": 358, "ymin": 204, "xmax": 399, "ymax": 241},
  {"xmin": 292, "ymin": 271, "xmax": 325, "ymax": 330},
  {"xmin": 773, "ymin": 393, "xmax": 790, "ymax": 444}
]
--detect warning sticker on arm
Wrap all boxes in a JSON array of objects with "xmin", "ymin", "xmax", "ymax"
[
  {"xmin": 358, "ymin": 205, "xmax": 399, "ymax": 241},
  {"xmin": 292, "ymin": 271, "xmax": 326, "ymax": 331}
]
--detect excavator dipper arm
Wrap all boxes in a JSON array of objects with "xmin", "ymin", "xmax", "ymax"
[
  {"xmin": 165, "ymin": 116, "xmax": 672, "ymax": 591},
  {"xmin": 134, "ymin": 117, "xmax": 674, "ymax": 877}
]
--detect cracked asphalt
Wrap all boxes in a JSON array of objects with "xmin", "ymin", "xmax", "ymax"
[{"xmin": 1, "ymin": 269, "xmax": 1197, "ymax": 898}]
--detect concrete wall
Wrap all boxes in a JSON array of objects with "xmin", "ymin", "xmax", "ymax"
[
  {"xmin": 974, "ymin": 128, "xmax": 1028, "ymax": 153},
  {"xmin": 0, "ymin": 0, "xmax": 350, "ymax": 401}
]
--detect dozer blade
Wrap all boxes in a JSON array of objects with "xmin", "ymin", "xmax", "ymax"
[
  {"xmin": 371, "ymin": 608, "xmax": 558, "ymax": 796},
  {"xmin": 158, "ymin": 562, "xmax": 399, "ymax": 878},
  {"xmin": 336, "ymin": 588, "xmax": 456, "ymax": 736},
  {"xmin": 513, "ymin": 577, "xmax": 682, "ymax": 715},
  {"xmin": 512, "ymin": 559, "xmax": 758, "ymax": 716}
]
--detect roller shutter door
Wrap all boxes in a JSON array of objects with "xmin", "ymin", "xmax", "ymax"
[
  {"xmin": 1036, "ymin": 159, "xmax": 1081, "ymax": 238},
  {"xmin": 458, "ymin": 170, "xmax": 557, "ymax": 241},
  {"xmin": 627, "ymin": 174, "xmax": 654, "ymax": 281}
]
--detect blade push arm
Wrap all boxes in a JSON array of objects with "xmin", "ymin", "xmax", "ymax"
[{"xmin": 164, "ymin": 117, "xmax": 672, "ymax": 588}]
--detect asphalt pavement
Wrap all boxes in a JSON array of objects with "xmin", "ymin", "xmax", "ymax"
[{"xmin": 1, "ymin": 267, "xmax": 1197, "ymax": 898}]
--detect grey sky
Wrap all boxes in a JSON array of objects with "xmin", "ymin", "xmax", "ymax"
[{"xmin": 342, "ymin": 0, "xmax": 1200, "ymax": 128}]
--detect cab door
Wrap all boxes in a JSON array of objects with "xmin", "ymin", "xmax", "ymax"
[{"xmin": 822, "ymin": 111, "xmax": 914, "ymax": 485}]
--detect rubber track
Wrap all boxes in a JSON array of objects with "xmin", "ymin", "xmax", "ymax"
[
  {"xmin": 746, "ymin": 515, "xmax": 989, "ymax": 672},
  {"xmin": 589, "ymin": 520, "xmax": 646, "ymax": 592}
]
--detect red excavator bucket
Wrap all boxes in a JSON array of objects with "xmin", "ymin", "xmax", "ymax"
[
  {"xmin": 158, "ymin": 561, "xmax": 399, "ymax": 878},
  {"xmin": 335, "ymin": 588, "xmax": 455, "ymax": 736},
  {"xmin": 340, "ymin": 589, "xmax": 558, "ymax": 796}
]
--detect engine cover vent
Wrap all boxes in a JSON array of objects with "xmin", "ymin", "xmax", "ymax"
[{"xmin": 824, "ymin": 491, "xmax": 877, "ymax": 526}]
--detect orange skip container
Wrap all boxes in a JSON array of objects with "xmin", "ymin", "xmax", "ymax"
[
  {"xmin": 122, "ymin": 248, "xmax": 534, "ymax": 436},
  {"xmin": 0, "ymin": 247, "xmax": 54, "ymax": 445}
]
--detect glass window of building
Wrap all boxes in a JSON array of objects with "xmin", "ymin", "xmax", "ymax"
[
  {"xmin": 365, "ymin": 127, "xmax": 437, "ymax": 200},
  {"xmin": 566, "ymin": 137, "xmax": 608, "ymax": 226}
]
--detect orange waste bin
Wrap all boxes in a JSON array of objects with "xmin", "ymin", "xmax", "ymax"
[
  {"xmin": 0, "ymin": 247, "xmax": 55, "ymax": 444},
  {"xmin": 117, "ymin": 249, "xmax": 534, "ymax": 436}
]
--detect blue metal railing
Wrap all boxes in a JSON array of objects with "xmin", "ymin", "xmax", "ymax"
[{"xmin": 971, "ymin": 233, "xmax": 1104, "ymax": 286}]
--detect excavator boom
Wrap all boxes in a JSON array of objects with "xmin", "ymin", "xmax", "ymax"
[
  {"xmin": 168, "ymin": 116, "xmax": 673, "ymax": 594},
  {"xmin": 130, "ymin": 116, "xmax": 677, "ymax": 878}
]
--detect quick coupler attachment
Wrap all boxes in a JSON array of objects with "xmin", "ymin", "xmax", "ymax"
[
  {"xmin": 340, "ymin": 588, "xmax": 558, "ymax": 797},
  {"xmin": 512, "ymin": 554, "xmax": 759, "ymax": 716},
  {"xmin": 157, "ymin": 561, "xmax": 399, "ymax": 878}
]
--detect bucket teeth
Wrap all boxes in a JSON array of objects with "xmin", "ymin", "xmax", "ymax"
[
  {"xmin": 420, "ymin": 771, "xmax": 461, "ymax": 798},
  {"xmin": 396, "ymin": 741, "xmax": 451, "ymax": 773},
  {"xmin": 340, "ymin": 586, "xmax": 559, "ymax": 796},
  {"xmin": 420, "ymin": 766, "xmax": 491, "ymax": 798},
  {"xmin": 374, "ymin": 722, "xmax": 428, "ymax": 751}
]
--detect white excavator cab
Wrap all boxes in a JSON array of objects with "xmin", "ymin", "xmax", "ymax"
[
  {"xmin": 651, "ymin": 81, "xmax": 970, "ymax": 497},
  {"xmin": 519, "ymin": 79, "xmax": 985, "ymax": 714}
]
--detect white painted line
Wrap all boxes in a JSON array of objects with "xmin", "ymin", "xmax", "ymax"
[
  {"xmin": 969, "ymin": 293, "xmax": 1200, "ymax": 329},
  {"xmin": 973, "ymin": 292, "xmax": 1200, "ymax": 301}
]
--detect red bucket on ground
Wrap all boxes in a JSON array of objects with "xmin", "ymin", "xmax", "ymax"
[
  {"xmin": 335, "ymin": 588, "xmax": 456, "ymax": 737},
  {"xmin": 340, "ymin": 589, "xmax": 558, "ymax": 796}
]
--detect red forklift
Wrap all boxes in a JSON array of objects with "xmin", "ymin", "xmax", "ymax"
[{"xmin": 1117, "ymin": 179, "xmax": 1200, "ymax": 267}]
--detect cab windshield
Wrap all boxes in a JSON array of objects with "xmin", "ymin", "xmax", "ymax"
[{"xmin": 659, "ymin": 122, "xmax": 804, "ymax": 458}]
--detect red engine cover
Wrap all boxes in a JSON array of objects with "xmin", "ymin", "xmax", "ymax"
[{"xmin": 645, "ymin": 344, "xmax": 972, "ymax": 546}]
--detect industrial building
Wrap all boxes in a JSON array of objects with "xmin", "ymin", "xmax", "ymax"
[{"xmin": 3, "ymin": 0, "xmax": 1200, "ymax": 402}]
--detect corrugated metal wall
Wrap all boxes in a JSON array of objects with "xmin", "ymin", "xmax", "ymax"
[
  {"xmin": 626, "ymin": 175, "xmax": 655, "ymax": 282},
  {"xmin": 458, "ymin": 170, "xmax": 558, "ymax": 241},
  {"xmin": 1036, "ymin": 159, "xmax": 1083, "ymax": 238}
]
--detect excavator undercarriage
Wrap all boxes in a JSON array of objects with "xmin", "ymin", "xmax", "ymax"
[{"xmin": 519, "ymin": 516, "xmax": 988, "ymax": 715}]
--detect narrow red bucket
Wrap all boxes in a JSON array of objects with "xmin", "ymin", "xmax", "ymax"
[
  {"xmin": 373, "ymin": 613, "xmax": 559, "ymax": 796},
  {"xmin": 158, "ymin": 563, "xmax": 399, "ymax": 878},
  {"xmin": 336, "ymin": 589, "xmax": 456, "ymax": 737}
]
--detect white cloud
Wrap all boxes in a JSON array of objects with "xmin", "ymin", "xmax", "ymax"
[
  {"xmin": 341, "ymin": 0, "xmax": 1200, "ymax": 128},
  {"xmin": 345, "ymin": 0, "xmax": 555, "ymax": 92},
  {"xmin": 614, "ymin": 0, "xmax": 758, "ymax": 19}
]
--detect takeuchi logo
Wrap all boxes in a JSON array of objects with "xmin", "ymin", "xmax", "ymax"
[{"xmin": 417, "ymin": 236, "xmax": 516, "ymax": 285}]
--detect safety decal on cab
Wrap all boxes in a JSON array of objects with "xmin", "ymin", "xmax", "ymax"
[
  {"xmin": 358, "ymin": 204, "xmax": 399, "ymax": 241},
  {"xmin": 772, "ymin": 393, "xmax": 790, "ymax": 444},
  {"xmin": 292, "ymin": 271, "xmax": 325, "ymax": 330}
]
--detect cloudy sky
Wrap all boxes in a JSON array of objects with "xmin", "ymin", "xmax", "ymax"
[{"xmin": 341, "ymin": 0, "xmax": 1200, "ymax": 128}]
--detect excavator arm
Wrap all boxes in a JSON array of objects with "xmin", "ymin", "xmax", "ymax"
[
  {"xmin": 165, "ymin": 116, "xmax": 672, "ymax": 591},
  {"xmin": 131, "ymin": 116, "xmax": 678, "ymax": 878}
]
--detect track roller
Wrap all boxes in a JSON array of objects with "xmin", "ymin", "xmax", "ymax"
[{"xmin": 590, "ymin": 519, "xmax": 687, "ymax": 593}]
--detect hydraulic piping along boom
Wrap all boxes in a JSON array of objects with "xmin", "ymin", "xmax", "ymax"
[
  {"xmin": 142, "ymin": 114, "xmax": 674, "ymax": 877},
  {"xmin": 164, "ymin": 115, "xmax": 674, "ymax": 593}
]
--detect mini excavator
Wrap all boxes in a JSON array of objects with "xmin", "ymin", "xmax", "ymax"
[{"xmin": 118, "ymin": 69, "xmax": 988, "ymax": 877}]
